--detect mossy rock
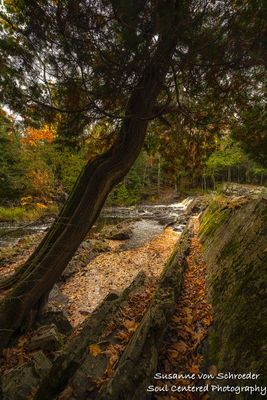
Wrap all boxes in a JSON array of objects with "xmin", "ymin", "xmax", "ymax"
[
  {"xmin": 200, "ymin": 196, "xmax": 267, "ymax": 399},
  {"xmin": 1, "ymin": 351, "xmax": 52, "ymax": 400}
]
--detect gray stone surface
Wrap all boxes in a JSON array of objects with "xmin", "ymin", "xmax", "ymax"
[
  {"xmin": 28, "ymin": 324, "xmax": 62, "ymax": 352},
  {"xmin": 1, "ymin": 351, "xmax": 51, "ymax": 400}
]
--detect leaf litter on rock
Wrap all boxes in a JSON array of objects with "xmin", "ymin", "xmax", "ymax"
[
  {"xmin": 154, "ymin": 217, "xmax": 213, "ymax": 400},
  {"xmin": 61, "ymin": 227, "xmax": 179, "ymax": 326}
]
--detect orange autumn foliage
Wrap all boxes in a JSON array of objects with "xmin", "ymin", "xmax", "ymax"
[{"xmin": 22, "ymin": 125, "xmax": 54, "ymax": 145}]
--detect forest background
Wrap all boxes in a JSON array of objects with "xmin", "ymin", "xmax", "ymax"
[{"xmin": 1, "ymin": 106, "xmax": 266, "ymax": 222}]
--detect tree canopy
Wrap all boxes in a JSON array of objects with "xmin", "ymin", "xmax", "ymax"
[{"xmin": 1, "ymin": 0, "xmax": 266, "ymax": 155}]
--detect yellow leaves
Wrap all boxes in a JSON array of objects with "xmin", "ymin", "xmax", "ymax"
[
  {"xmin": 115, "ymin": 331, "xmax": 129, "ymax": 341},
  {"xmin": 22, "ymin": 124, "xmax": 54, "ymax": 145},
  {"xmin": 156, "ymin": 217, "xmax": 214, "ymax": 398},
  {"xmin": 89, "ymin": 343, "xmax": 102, "ymax": 357},
  {"xmin": 115, "ymin": 319, "xmax": 139, "ymax": 342},
  {"xmin": 104, "ymin": 344, "xmax": 121, "ymax": 378},
  {"xmin": 20, "ymin": 196, "xmax": 33, "ymax": 206},
  {"xmin": 20, "ymin": 196, "xmax": 51, "ymax": 208},
  {"xmin": 35, "ymin": 202, "xmax": 47, "ymax": 209},
  {"xmin": 122, "ymin": 319, "xmax": 138, "ymax": 332}
]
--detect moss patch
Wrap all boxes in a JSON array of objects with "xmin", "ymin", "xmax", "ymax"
[{"xmin": 200, "ymin": 196, "xmax": 267, "ymax": 399}]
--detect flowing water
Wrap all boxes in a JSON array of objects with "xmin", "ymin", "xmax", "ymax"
[{"xmin": 0, "ymin": 198, "xmax": 192, "ymax": 249}]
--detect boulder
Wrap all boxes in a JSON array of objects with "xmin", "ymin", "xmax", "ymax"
[
  {"xmin": 28, "ymin": 324, "xmax": 62, "ymax": 352},
  {"xmin": 102, "ymin": 224, "xmax": 133, "ymax": 240},
  {"xmin": 1, "ymin": 351, "xmax": 51, "ymax": 400},
  {"xmin": 37, "ymin": 311, "xmax": 73, "ymax": 335}
]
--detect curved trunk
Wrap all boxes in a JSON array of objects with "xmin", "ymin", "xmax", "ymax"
[{"xmin": 0, "ymin": 33, "xmax": 178, "ymax": 348}]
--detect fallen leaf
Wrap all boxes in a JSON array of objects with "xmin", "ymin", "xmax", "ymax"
[
  {"xmin": 122, "ymin": 319, "xmax": 139, "ymax": 332},
  {"xmin": 115, "ymin": 330, "xmax": 130, "ymax": 341},
  {"xmin": 89, "ymin": 343, "xmax": 102, "ymax": 357},
  {"xmin": 171, "ymin": 341, "xmax": 188, "ymax": 353}
]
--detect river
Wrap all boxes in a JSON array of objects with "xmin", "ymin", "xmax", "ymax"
[{"xmin": 0, "ymin": 198, "xmax": 192, "ymax": 249}]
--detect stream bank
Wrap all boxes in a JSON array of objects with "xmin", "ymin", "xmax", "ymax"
[
  {"xmin": 199, "ymin": 192, "xmax": 267, "ymax": 399},
  {"xmin": 0, "ymin": 199, "xmax": 192, "ymax": 319},
  {"xmin": 0, "ymin": 186, "xmax": 266, "ymax": 400},
  {"xmin": 0, "ymin": 199, "xmax": 194, "ymax": 400}
]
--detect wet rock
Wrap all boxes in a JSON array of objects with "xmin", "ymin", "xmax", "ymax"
[
  {"xmin": 122, "ymin": 219, "xmax": 163, "ymax": 250},
  {"xmin": 1, "ymin": 351, "xmax": 52, "ymax": 400},
  {"xmin": 28, "ymin": 324, "xmax": 62, "ymax": 352},
  {"xmin": 109, "ymin": 228, "xmax": 132, "ymax": 240},
  {"xmin": 102, "ymin": 224, "xmax": 133, "ymax": 241},
  {"xmin": 158, "ymin": 216, "xmax": 177, "ymax": 226},
  {"xmin": 172, "ymin": 224, "xmax": 186, "ymax": 232},
  {"xmin": 37, "ymin": 311, "xmax": 73, "ymax": 335}
]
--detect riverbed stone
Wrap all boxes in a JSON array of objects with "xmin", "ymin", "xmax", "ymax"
[{"xmin": 101, "ymin": 224, "xmax": 133, "ymax": 240}]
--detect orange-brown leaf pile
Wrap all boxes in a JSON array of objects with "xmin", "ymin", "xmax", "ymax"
[
  {"xmin": 154, "ymin": 216, "xmax": 213, "ymax": 400},
  {"xmin": 62, "ymin": 228, "xmax": 179, "ymax": 326}
]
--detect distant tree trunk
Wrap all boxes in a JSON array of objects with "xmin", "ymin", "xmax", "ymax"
[
  {"xmin": 157, "ymin": 154, "xmax": 161, "ymax": 195},
  {"xmin": 142, "ymin": 164, "xmax": 147, "ymax": 189},
  {"xmin": 175, "ymin": 176, "xmax": 180, "ymax": 193},
  {"xmin": 203, "ymin": 175, "xmax": 207, "ymax": 191},
  {"xmin": 0, "ymin": 31, "xmax": 178, "ymax": 349},
  {"xmin": 212, "ymin": 175, "xmax": 216, "ymax": 190},
  {"xmin": 228, "ymin": 167, "xmax": 231, "ymax": 182}
]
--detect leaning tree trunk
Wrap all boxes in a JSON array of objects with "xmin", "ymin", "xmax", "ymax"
[{"xmin": 0, "ymin": 20, "xmax": 180, "ymax": 349}]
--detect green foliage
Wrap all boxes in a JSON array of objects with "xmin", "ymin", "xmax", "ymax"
[
  {"xmin": 0, "ymin": 112, "xmax": 26, "ymax": 200},
  {"xmin": 204, "ymin": 138, "xmax": 267, "ymax": 186},
  {"xmin": 0, "ymin": 204, "xmax": 58, "ymax": 222},
  {"xmin": 205, "ymin": 143, "xmax": 244, "ymax": 172},
  {"xmin": 232, "ymin": 103, "xmax": 267, "ymax": 167},
  {"xmin": 38, "ymin": 145, "xmax": 86, "ymax": 194},
  {"xmin": 111, "ymin": 182, "xmax": 135, "ymax": 206},
  {"xmin": 107, "ymin": 153, "xmax": 146, "ymax": 205},
  {"xmin": 0, "ymin": 112, "xmax": 87, "ymax": 204}
]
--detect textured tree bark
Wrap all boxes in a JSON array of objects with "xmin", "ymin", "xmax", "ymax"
[{"xmin": 0, "ymin": 17, "xmax": 180, "ymax": 348}]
